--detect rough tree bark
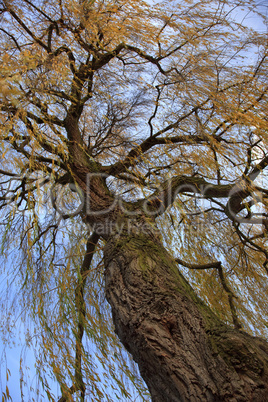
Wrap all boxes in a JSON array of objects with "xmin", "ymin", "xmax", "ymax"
[
  {"xmin": 67, "ymin": 133, "xmax": 268, "ymax": 401},
  {"xmin": 61, "ymin": 115, "xmax": 268, "ymax": 400},
  {"xmin": 104, "ymin": 221, "xmax": 268, "ymax": 402}
]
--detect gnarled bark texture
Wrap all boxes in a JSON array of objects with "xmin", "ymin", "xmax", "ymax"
[{"xmin": 104, "ymin": 226, "xmax": 268, "ymax": 401}]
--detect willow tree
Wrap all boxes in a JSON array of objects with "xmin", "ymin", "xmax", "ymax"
[{"xmin": 1, "ymin": 0, "xmax": 268, "ymax": 400}]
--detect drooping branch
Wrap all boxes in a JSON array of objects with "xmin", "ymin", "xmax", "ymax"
[
  {"xmin": 57, "ymin": 232, "xmax": 100, "ymax": 402},
  {"xmin": 176, "ymin": 258, "xmax": 241, "ymax": 330}
]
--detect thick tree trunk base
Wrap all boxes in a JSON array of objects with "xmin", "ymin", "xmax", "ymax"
[{"xmin": 104, "ymin": 229, "xmax": 268, "ymax": 401}]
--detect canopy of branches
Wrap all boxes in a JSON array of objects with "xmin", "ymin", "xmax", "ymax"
[{"xmin": 0, "ymin": 0, "xmax": 267, "ymax": 400}]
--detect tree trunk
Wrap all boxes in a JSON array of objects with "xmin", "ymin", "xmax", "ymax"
[{"xmin": 104, "ymin": 224, "xmax": 268, "ymax": 401}]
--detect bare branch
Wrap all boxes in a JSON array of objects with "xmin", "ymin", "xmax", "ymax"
[{"xmin": 176, "ymin": 258, "xmax": 241, "ymax": 329}]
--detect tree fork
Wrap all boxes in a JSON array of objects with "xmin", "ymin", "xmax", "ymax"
[{"xmin": 104, "ymin": 226, "xmax": 268, "ymax": 401}]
